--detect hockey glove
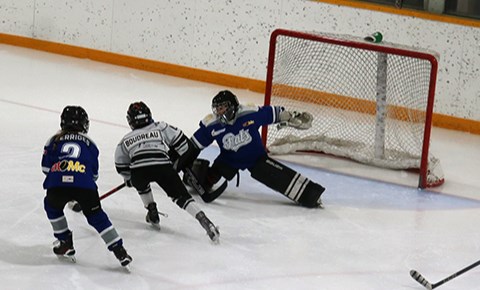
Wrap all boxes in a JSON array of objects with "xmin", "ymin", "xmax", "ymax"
[{"xmin": 277, "ymin": 111, "xmax": 313, "ymax": 130}]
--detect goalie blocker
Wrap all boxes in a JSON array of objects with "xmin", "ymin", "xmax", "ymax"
[{"xmin": 188, "ymin": 157, "xmax": 324, "ymax": 208}]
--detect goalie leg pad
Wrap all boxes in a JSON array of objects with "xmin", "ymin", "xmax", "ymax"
[
  {"xmin": 200, "ymin": 159, "xmax": 236, "ymax": 202},
  {"xmin": 200, "ymin": 178, "xmax": 228, "ymax": 203},
  {"xmin": 183, "ymin": 158, "xmax": 210, "ymax": 186},
  {"xmin": 249, "ymin": 156, "xmax": 324, "ymax": 207},
  {"xmin": 297, "ymin": 182, "xmax": 325, "ymax": 208},
  {"xmin": 183, "ymin": 158, "xmax": 230, "ymax": 187},
  {"xmin": 183, "ymin": 159, "xmax": 230, "ymax": 203},
  {"xmin": 249, "ymin": 156, "xmax": 300, "ymax": 200},
  {"xmin": 210, "ymin": 159, "xmax": 238, "ymax": 181}
]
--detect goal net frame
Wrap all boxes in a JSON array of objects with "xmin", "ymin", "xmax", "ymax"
[{"xmin": 261, "ymin": 28, "xmax": 444, "ymax": 189}]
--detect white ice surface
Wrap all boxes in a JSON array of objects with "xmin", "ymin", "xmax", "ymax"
[{"xmin": 1, "ymin": 45, "xmax": 480, "ymax": 290}]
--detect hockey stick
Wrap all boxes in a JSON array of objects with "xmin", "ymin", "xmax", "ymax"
[
  {"xmin": 100, "ymin": 183, "xmax": 126, "ymax": 200},
  {"xmin": 410, "ymin": 260, "xmax": 480, "ymax": 289},
  {"xmin": 183, "ymin": 167, "xmax": 227, "ymax": 203},
  {"xmin": 69, "ymin": 183, "xmax": 126, "ymax": 212}
]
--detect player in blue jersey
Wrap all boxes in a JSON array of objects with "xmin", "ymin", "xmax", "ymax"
[
  {"xmin": 41, "ymin": 106, "xmax": 132, "ymax": 267},
  {"xmin": 182, "ymin": 90, "xmax": 325, "ymax": 208}
]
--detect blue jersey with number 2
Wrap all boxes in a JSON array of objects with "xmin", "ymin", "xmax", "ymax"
[{"xmin": 41, "ymin": 132, "xmax": 99, "ymax": 190}]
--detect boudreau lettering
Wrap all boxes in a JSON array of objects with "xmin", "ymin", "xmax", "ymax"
[
  {"xmin": 222, "ymin": 129, "xmax": 252, "ymax": 152},
  {"xmin": 124, "ymin": 131, "xmax": 161, "ymax": 149}
]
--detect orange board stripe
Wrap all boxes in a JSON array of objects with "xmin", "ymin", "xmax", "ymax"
[{"xmin": 1, "ymin": 32, "xmax": 479, "ymax": 134}]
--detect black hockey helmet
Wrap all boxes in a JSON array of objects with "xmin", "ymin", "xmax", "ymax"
[
  {"xmin": 127, "ymin": 101, "xmax": 153, "ymax": 129},
  {"xmin": 212, "ymin": 90, "xmax": 239, "ymax": 124},
  {"xmin": 60, "ymin": 106, "xmax": 89, "ymax": 133}
]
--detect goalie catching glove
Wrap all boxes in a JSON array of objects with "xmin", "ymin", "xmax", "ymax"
[{"xmin": 277, "ymin": 110, "xmax": 313, "ymax": 130}]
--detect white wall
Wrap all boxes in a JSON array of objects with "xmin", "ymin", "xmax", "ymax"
[{"xmin": 1, "ymin": 0, "xmax": 479, "ymax": 121}]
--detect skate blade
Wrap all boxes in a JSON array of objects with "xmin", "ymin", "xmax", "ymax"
[
  {"xmin": 57, "ymin": 254, "xmax": 76, "ymax": 263},
  {"xmin": 209, "ymin": 226, "xmax": 220, "ymax": 244},
  {"xmin": 122, "ymin": 264, "xmax": 131, "ymax": 273},
  {"xmin": 149, "ymin": 222, "xmax": 161, "ymax": 230}
]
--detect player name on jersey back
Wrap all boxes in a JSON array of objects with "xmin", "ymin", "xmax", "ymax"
[
  {"xmin": 124, "ymin": 130, "xmax": 162, "ymax": 149},
  {"xmin": 60, "ymin": 133, "xmax": 91, "ymax": 146}
]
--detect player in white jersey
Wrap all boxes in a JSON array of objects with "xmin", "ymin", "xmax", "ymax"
[{"xmin": 114, "ymin": 101, "xmax": 219, "ymax": 242}]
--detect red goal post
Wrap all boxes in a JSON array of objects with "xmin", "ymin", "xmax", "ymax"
[{"xmin": 262, "ymin": 29, "xmax": 444, "ymax": 189}]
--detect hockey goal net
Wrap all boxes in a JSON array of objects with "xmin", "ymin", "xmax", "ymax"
[{"xmin": 262, "ymin": 29, "xmax": 444, "ymax": 188}]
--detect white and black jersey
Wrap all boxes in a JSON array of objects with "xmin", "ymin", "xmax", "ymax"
[{"xmin": 114, "ymin": 121, "xmax": 189, "ymax": 179}]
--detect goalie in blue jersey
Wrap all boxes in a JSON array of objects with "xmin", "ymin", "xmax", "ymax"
[{"xmin": 181, "ymin": 90, "xmax": 325, "ymax": 208}]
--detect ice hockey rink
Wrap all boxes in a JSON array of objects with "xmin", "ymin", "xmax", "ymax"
[{"xmin": 2, "ymin": 44, "xmax": 480, "ymax": 290}]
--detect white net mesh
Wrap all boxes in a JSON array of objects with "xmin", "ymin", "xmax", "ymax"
[{"xmin": 265, "ymin": 30, "xmax": 444, "ymax": 188}]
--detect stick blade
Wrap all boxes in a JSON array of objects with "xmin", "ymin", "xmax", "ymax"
[{"xmin": 410, "ymin": 270, "xmax": 433, "ymax": 290}]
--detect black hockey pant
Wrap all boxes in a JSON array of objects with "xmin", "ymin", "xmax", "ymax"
[{"xmin": 131, "ymin": 164, "xmax": 194, "ymax": 209}]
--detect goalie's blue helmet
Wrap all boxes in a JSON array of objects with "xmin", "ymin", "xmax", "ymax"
[
  {"xmin": 127, "ymin": 101, "xmax": 153, "ymax": 129},
  {"xmin": 60, "ymin": 106, "xmax": 89, "ymax": 133},
  {"xmin": 212, "ymin": 90, "xmax": 239, "ymax": 124}
]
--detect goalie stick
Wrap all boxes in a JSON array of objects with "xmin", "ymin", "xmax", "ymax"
[{"xmin": 410, "ymin": 259, "xmax": 480, "ymax": 289}]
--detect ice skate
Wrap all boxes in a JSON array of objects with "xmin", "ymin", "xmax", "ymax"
[
  {"xmin": 53, "ymin": 232, "xmax": 76, "ymax": 263},
  {"xmin": 113, "ymin": 245, "xmax": 132, "ymax": 269},
  {"xmin": 145, "ymin": 202, "xmax": 160, "ymax": 229},
  {"xmin": 316, "ymin": 198, "xmax": 324, "ymax": 209},
  {"xmin": 196, "ymin": 211, "xmax": 220, "ymax": 243}
]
